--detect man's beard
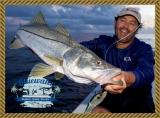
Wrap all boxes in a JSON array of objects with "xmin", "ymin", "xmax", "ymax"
[{"xmin": 115, "ymin": 27, "xmax": 136, "ymax": 44}]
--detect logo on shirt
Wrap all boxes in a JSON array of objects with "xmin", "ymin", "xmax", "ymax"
[{"xmin": 124, "ymin": 56, "xmax": 132, "ymax": 62}]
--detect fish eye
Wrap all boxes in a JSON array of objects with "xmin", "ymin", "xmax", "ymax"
[{"xmin": 96, "ymin": 60, "xmax": 102, "ymax": 65}]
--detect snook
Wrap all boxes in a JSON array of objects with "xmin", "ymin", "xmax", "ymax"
[{"xmin": 10, "ymin": 12, "xmax": 121, "ymax": 85}]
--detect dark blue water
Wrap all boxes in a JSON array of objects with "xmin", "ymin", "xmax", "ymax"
[{"xmin": 5, "ymin": 32, "xmax": 97, "ymax": 113}]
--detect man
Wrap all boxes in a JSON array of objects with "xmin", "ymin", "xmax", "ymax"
[{"xmin": 81, "ymin": 7, "xmax": 155, "ymax": 113}]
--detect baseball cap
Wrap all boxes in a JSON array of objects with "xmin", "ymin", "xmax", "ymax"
[{"xmin": 116, "ymin": 7, "xmax": 141, "ymax": 24}]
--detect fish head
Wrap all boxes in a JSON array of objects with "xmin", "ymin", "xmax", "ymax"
[
  {"xmin": 76, "ymin": 51, "xmax": 121, "ymax": 85},
  {"xmin": 64, "ymin": 48, "xmax": 121, "ymax": 85}
]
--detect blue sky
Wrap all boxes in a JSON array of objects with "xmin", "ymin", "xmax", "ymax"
[{"xmin": 5, "ymin": 5, "xmax": 155, "ymax": 44}]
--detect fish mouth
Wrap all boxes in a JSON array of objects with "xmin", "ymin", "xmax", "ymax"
[{"xmin": 94, "ymin": 69, "xmax": 121, "ymax": 85}]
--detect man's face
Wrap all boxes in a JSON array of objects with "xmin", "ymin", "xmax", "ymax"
[{"xmin": 115, "ymin": 15, "xmax": 139, "ymax": 43}]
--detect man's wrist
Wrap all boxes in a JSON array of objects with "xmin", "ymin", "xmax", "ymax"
[{"xmin": 122, "ymin": 71, "xmax": 136, "ymax": 87}]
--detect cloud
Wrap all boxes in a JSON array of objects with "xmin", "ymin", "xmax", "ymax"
[
  {"xmin": 6, "ymin": 5, "xmax": 36, "ymax": 17},
  {"xmin": 142, "ymin": 19, "xmax": 155, "ymax": 29},
  {"xmin": 5, "ymin": 5, "xmax": 154, "ymax": 42},
  {"xmin": 139, "ymin": 27, "xmax": 155, "ymax": 34},
  {"xmin": 124, "ymin": 5, "xmax": 155, "ymax": 29},
  {"xmin": 6, "ymin": 16, "xmax": 29, "ymax": 26},
  {"xmin": 51, "ymin": 5, "xmax": 67, "ymax": 15}
]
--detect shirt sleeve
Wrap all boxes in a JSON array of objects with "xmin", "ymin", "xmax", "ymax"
[
  {"xmin": 130, "ymin": 44, "xmax": 154, "ymax": 89},
  {"xmin": 80, "ymin": 35, "xmax": 111, "ymax": 55},
  {"xmin": 80, "ymin": 38, "xmax": 99, "ymax": 52},
  {"xmin": 80, "ymin": 35, "xmax": 111, "ymax": 59}
]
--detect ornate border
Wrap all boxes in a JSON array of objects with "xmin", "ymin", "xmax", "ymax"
[{"xmin": 0, "ymin": 0, "xmax": 160, "ymax": 118}]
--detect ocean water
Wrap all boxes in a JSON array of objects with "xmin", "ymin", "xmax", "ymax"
[
  {"xmin": 5, "ymin": 32, "xmax": 96, "ymax": 113},
  {"xmin": 136, "ymin": 33, "xmax": 155, "ymax": 50}
]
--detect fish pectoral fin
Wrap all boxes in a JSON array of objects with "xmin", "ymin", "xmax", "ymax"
[
  {"xmin": 54, "ymin": 72, "xmax": 65, "ymax": 80},
  {"xmin": 9, "ymin": 39, "xmax": 25, "ymax": 49},
  {"xmin": 44, "ymin": 55, "xmax": 63, "ymax": 66},
  {"xmin": 29, "ymin": 63, "xmax": 55, "ymax": 77}
]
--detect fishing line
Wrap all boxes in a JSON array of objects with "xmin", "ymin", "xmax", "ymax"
[{"xmin": 104, "ymin": 24, "xmax": 141, "ymax": 61}]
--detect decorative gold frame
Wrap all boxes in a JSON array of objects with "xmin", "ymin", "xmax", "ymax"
[{"xmin": 0, "ymin": 0, "xmax": 159, "ymax": 118}]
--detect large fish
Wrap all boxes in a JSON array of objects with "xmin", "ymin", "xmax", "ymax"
[{"xmin": 9, "ymin": 12, "xmax": 122, "ymax": 85}]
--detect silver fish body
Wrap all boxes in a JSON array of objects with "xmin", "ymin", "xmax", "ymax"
[{"xmin": 10, "ymin": 12, "xmax": 121, "ymax": 85}]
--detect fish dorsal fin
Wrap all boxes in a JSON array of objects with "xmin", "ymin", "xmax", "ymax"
[
  {"xmin": 55, "ymin": 23, "xmax": 69, "ymax": 37},
  {"xmin": 30, "ymin": 11, "xmax": 46, "ymax": 25}
]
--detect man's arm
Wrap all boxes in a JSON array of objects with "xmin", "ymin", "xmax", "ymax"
[
  {"xmin": 131, "ymin": 45, "xmax": 154, "ymax": 88},
  {"xmin": 104, "ymin": 44, "xmax": 154, "ymax": 94}
]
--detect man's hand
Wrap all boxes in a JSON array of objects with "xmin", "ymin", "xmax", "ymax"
[{"xmin": 103, "ymin": 71, "xmax": 135, "ymax": 94}]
